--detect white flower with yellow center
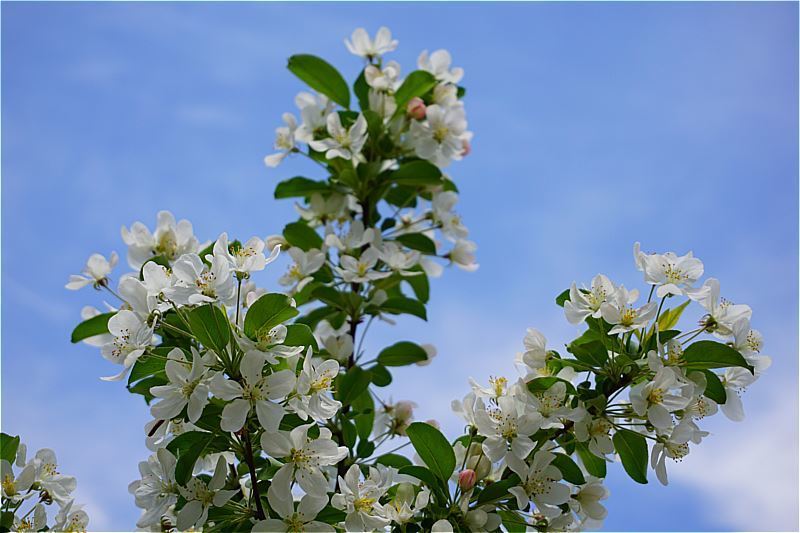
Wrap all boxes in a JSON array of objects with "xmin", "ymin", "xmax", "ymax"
[
  {"xmin": 121, "ymin": 210, "xmax": 200, "ymax": 269},
  {"xmin": 214, "ymin": 232, "xmax": 280, "ymax": 276},
  {"xmin": 261, "ymin": 424, "xmax": 348, "ymax": 497},
  {"xmin": 129, "ymin": 449, "xmax": 179, "ymax": 529},
  {"xmin": 65, "ymin": 251, "xmax": 118, "ymax": 290},
  {"xmin": 100, "ymin": 309, "xmax": 155, "ymax": 382},
  {"xmin": 507, "ymin": 450, "xmax": 571, "ymax": 518},
  {"xmin": 526, "ymin": 381, "xmax": 583, "ymax": 429},
  {"xmin": 634, "ymin": 242, "xmax": 705, "ymax": 298},
  {"xmin": 432, "ymin": 191, "xmax": 469, "ymax": 241},
  {"xmin": 564, "ymin": 274, "xmax": 616, "ymax": 325},
  {"xmin": 574, "ymin": 415, "xmax": 614, "ymax": 458},
  {"xmin": 278, "ymin": 247, "xmax": 326, "ymax": 294},
  {"xmin": 289, "ymin": 347, "xmax": 342, "ymax": 422},
  {"xmin": 690, "ymin": 278, "xmax": 752, "ymax": 338},
  {"xmin": 255, "ymin": 466, "xmax": 334, "ymax": 532},
  {"xmin": 295, "ymin": 91, "xmax": 334, "ymax": 143},
  {"xmin": 149, "ymin": 348, "xmax": 212, "ymax": 423},
  {"xmin": 176, "ymin": 456, "xmax": 237, "ymax": 530},
  {"xmin": 417, "ymin": 49, "xmax": 464, "ymax": 84},
  {"xmin": 31, "ymin": 449, "xmax": 77, "ymax": 507},
  {"xmin": 570, "ymin": 478, "xmax": 609, "ymax": 526},
  {"xmin": 335, "ymin": 247, "xmax": 391, "ymax": 283},
  {"xmin": 210, "ymin": 352, "xmax": 295, "ymax": 433},
  {"xmin": 345, "ymin": 27, "xmax": 398, "ymax": 60},
  {"xmin": 309, "ymin": 112, "xmax": 368, "ymax": 161},
  {"xmin": 236, "ymin": 324, "xmax": 304, "ymax": 366},
  {"xmin": 409, "ymin": 104, "xmax": 469, "ymax": 167},
  {"xmin": 600, "ymin": 285, "xmax": 657, "ymax": 335},
  {"xmin": 53, "ymin": 500, "xmax": 89, "ymax": 533},
  {"xmin": 474, "ymin": 393, "xmax": 541, "ymax": 462},
  {"xmin": 264, "ymin": 113, "xmax": 299, "ymax": 168},
  {"xmin": 166, "ymin": 252, "xmax": 236, "ymax": 306},
  {"xmin": 447, "ymin": 239, "xmax": 479, "ymax": 271},
  {"xmin": 332, "ymin": 464, "xmax": 392, "ymax": 532},
  {"xmin": 1, "ymin": 459, "xmax": 35, "ymax": 504},
  {"xmin": 629, "ymin": 367, "xmax": 693, "ymax": 430},
  {"xmin": 650, "ymin": 421, "xmax": 697, "ymax": 485}
]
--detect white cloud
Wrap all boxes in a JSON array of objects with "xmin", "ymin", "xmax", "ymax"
[{"xmin": 670, "ymin": 388, "xmax": 799, "ymax": 531}]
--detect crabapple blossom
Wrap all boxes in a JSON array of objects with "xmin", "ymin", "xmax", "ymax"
[{"xmin": 65, "ymin": 251, "xmax": 118, "ymax": 290}]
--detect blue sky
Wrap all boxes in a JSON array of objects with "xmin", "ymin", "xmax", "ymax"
[{"xmin": 2, "ymin": 2, "xmax": 797, "ymax": 530}]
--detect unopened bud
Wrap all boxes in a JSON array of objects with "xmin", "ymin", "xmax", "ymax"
[
  {"xmin": 407, "ymin": 97, "xmax": 426, "ymax": 120},
  {"xmin": 461, "ymin": 139, "xmax": 471, "ymax": 156},
  {"xmin": 425, "ymin": 419, "xmax": 440, "ymax": 430},
  {"xmin": 458, "ymin": 469, "xmax": 477, "ymax": 491}
]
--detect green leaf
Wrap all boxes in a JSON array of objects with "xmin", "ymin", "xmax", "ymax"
[
  {"xmin": 336, "ymin": 366, "xmax": 371, "ymax": 406},
  {"xmin": 683, "ymin": 340, "xmax": 754, "ymax": 372},
  {"xmin": 127, "ymin": 374, "xmax": 167, "ymax": 404},
  {"xmin": 71, "ymin": 312, "xmax": 114, "ymax": 343},
  {"xmin": 394, "ymin": 70, "xmax": 437, "ymax": 111},
  {"xmin": 274, "ymin": 177, "xmax": 330, "ymax": 199},
  {"xmin": 283, "ymin": 222, "xmax": 323, "ymax": 251},
  {"xmin": 405, "ymin": 422, "xmax": 455, "ymax": 482},
  {"xmin": 128, "ymin": 350, "xmax": 170, "ymax": 384},
  {"xmin": 352, "ymin": 391, "xmax": 375, "ymax": 441},
  {"xmin": 395, "ymin": 233, "xmax": 437, "ymax": 255},
  {"xmin": 552, "ymin": 453, "xmax": 586, "ymax": 485},
  {"xmin": 398, "ymin": 465, "xmax": 440, "ymax": 487},
  {"xmin": 499, "ymin": 510, "xmax": 528, "ymax": 533},
  {"xmin": 612, "ymin": 429, "xmax": 648, "ymax": 484},
  {"xmin": 568, "ymin": 340, "xmax": 608, "ymax": 367},
  {"xmin": 187, "ymin": 305, "xmax": 230, "ymax": 354},
  {"xmin": 1, "ymin": 433, "xmax": 20, "ymax": 464},
  {"xmin": 244, "ymin": 293, "xmax": 299, "ymax": 340},
  {"xmin": 556, "ymin": 289, "xmax": 570, "ymax": 307},
  {"xmin": 381, "ymin": 297, "xmax": 427, "ymax": 320},
  {"xmin": 166, "ymin": 431, "xmax": 230, "ymax": 485},
  {"xmin": 404, "ymin": 270, "xmax": 429, "ymax": 303},
  {"xmin": 476, "ymin": 474, "xmax": 520, "ymax": 505},
  {"xmin": 311, "ymin": 286, "xmax": 347, "ymax": 310},
  {"xmin": 377, "ymin": 341, "xmax": 428, "ymax": 367},
  {"xmin": 368, "ymin": 364, "xmax": 392, "ymax": 387},
  {"xmin": 527, "ymin": 376, "xmax": 577, "ymax": 396},
  {"xmin": 389, "ymin": 160, "xmax": 442, "ymax": 187},
  {"xmin": 575, "ymin": 441, "xmax": 607, "ymax": 478},
  {"xmin": 283, "ymin": 323, "xmax": 319, "ymax": 351},
  {"xmin": 658, "ymin": 299, "xmax": 690, "ymax": 331},
  {"xmin": 353, "ymin": 69, "xmax": 370, "ymax": 111},
  {"xmin": 315, "ymin": 506, "xmax": 347, "ymax": 524},
  {"xmin": 287, "ymin": 54, "xmax": 350, "ymax": 108},
  {"xmin": 375, "ymin": 453, "xmax": 413, "ymax": 469},
  {"xmin": 701, "ymin": 369, "xmax": 727, "ymax": 404}
]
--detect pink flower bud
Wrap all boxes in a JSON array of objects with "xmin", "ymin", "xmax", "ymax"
[
  {"xmin": 407, "ymin": 97, "xmax": 426, "ymax": 120},
  {"xmin": 461, "ymin": 139, "xmax": 471, "ymax": 156},
  {"xmin": 458, "ymin": 469, "xmax": 477, "ymax": 491}
]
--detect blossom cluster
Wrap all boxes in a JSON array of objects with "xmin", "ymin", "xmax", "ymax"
[
  {"xmin": 60, "ymin": 26, "xmax": 766, "ymax": 533},
  {"xmin": 64, "ymin": 27, "xmax": 478, "ymax": 532},
  {"xmin": 441, "ymin": 242, "xmax": 768, "ymax": 531},
  {"xmin": 0, "ymin": 436, "xmax": 89, "ymax": 532}
]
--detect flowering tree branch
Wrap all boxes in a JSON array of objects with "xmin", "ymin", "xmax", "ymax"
[{"xmin": 57, "ymin": 26, "xmax": 769, "ymax": 533}]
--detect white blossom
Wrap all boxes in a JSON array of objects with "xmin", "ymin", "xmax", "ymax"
[
  {"xmin": 65, "ymin": 252, "xmax": 118, "ymax": 290},
  {"xmin": 345, "ymin": 27, "xmax": 398, "ymax": 59}
]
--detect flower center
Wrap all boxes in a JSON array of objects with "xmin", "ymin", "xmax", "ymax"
[
  {"xmin": 648, "ymin": 387, "xmax": 664, "ymax": 405},
  {"xmin": 353, "ymin": 496, "xmax": 376, "ymax": 513}
]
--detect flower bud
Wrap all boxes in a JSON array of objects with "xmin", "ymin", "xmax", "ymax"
[
  {"xmin": 425, "ymin": 419, "xmax": 440, "ymax": 430},
  {"xmin": 394, "ymin": 482, "xmax": 415, "ymax": 506},
  {"xmin": 461, "ymin": 138, "xmax": 471, "ymax": 156},
  {"xmin": 407, "ymin": 97, "xmax": 426, "ymax": 120},
  {"xmin": 458, "ymin": 469, "xmax": 477, "ymax": 491}
]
